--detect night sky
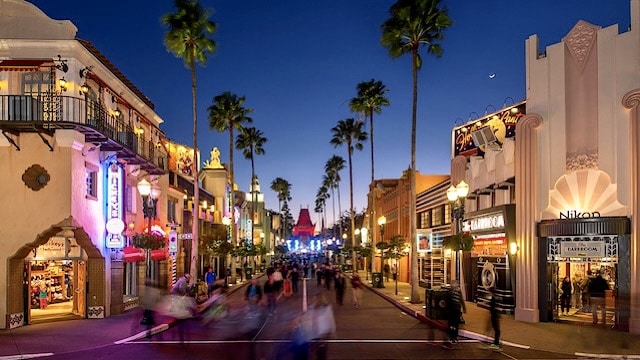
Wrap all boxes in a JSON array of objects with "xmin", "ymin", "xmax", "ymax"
[{"xmin": 28, "ymin": 0, "xmax": 631, "ymax": 224}]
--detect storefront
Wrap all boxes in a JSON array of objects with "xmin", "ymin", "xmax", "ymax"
[
  {"xmin": 537, "ymin": 216, "xmax": 630, "ymax": 331},
  {"xmin": 464, "ymin": 204, "xmax": 516, "ymax": 314},
  {"xmin": 24, "ymin": 236, "xmax": 87, "ymax": 323}
]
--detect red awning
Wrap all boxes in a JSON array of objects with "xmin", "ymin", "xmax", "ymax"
[
  {"xmin": 123, "ymin": 246, "xmax": 145, "ymax": 263},
  {"xmin": 0, "ymin": 59, "xmax": 50, "ymax": 72},
  {"xmin": 151, "ymin": 248, "xmax": 167, "ymax": 261}
]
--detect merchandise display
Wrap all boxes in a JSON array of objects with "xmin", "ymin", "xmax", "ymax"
[{"xmin": 29, "ymin": 261, "xmax": 73, "ymax": 309}]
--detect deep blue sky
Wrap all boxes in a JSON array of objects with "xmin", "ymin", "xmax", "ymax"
[{"xmin": 29, "ymin": 0, "xmax": 630, "ymax": 224}]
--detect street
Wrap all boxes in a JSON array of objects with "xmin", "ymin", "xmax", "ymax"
[{"xmin": 0, "ymin": 278, "xmax": 577, "ymax": 359}]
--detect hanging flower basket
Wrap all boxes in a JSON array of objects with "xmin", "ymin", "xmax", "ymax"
[
  {"xmin": 442, "ymin": 232, "xmax": 475, "ymax": 252},
  {"xmin": 132, "ymin": 233, "xmax": 166, "ymax": 250}
]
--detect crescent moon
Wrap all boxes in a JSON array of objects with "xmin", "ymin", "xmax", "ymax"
[{"xmin": 489, "ymin": 73, "xmax": 496, "ymax": 79}]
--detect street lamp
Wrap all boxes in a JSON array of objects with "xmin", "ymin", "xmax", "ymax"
[
  {"xmin": 447, "ymin": 180, "xmax": 469, "ymax": 284},
  {"xmin": 377, "ymin": 216, "xmax": 386, "ymax": 288},
  {"xmin": 360, "ymin": 227, "xmax": 369, "ymax": 280},
  {"xmin": 136, "ymin": 178, "xmax": 161, "ymax": 327}
]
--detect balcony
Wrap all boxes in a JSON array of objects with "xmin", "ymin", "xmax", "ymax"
[{"xmin": 0, "ymin": 94, "xmax": 166, "ymax": 174}]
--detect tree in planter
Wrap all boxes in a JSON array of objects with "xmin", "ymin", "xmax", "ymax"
[
  {"xmin": 385, "ymin": 235, "xmax": 409, "ymax": 295},
  {"xmin": 442, "ymin": 232, "xmax": 474, "ymax": 252},
  {"xmin": 354, "ymin": 244, "xmax": 373, "ymax": 280}
]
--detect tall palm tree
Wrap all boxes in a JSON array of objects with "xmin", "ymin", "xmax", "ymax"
[
  {"xmin": 270, "ymin": 177, "xmax": 292, "ymax": 240},
  {"xmin": 208, "ymin": 91, "xmax": 253, "ymax": 283},
  {"xmin": 330, "ymin": 118, "xmax": 367, "ymax": 272},
  {"xmin": 162, "ymin": 0, "xmax": 216, "ymax": 283},
  {"xmin": 349, "ymin": 79, "xmax": 390, "ymax": 272},
  {"xmin": 324, "ymin": 155, "xmax": 345, "ymax": 241},
  {"xmin": 315, "ymin": 183, "xmax": 330, "ymax": 241},
  {"xmin": 381, "ymin": 0, "xmax": 452, "ymax": 303},
  {"xmin": 235, "ymin": 126, "xmax": 267, "ymax": 245}
]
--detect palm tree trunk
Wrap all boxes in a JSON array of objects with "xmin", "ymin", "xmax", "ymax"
[
  {"xmin": 229, "ymin": 127, "xmax": 237, "ymax": 284},
  {"xmin": 347, "ymin": 148, "xmax": 357, "ymax": 273},
  {"xmin": 250, "ymin": 149, "xmax": 255, "ymax": 246},
  {"xmin": 369, "ymin": 111, "xmax": 377, "ymax": 272},
  {"xmin": 409, "ymin": 48, "xmax": 420, "ymax": 303},
  {"xmin": 189, "ymin": 61, "xmax": 199, "ymax": 285}
]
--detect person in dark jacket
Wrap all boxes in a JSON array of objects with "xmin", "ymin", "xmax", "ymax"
[
  {"xmin": 588, "ymin": 270, "xmax": 610, "ymax": 325},
  {"xmin": 560, "ymin": 275, "xmax": 573, "ymax": 315},
  {"xmin": 488, "ymin": 287, "xmax": 502, "ymax": 351},
  {"xmin": 442, "ymin": 281, "xmax": 466, "ymax": 349}
]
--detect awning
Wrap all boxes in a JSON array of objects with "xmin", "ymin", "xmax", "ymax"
[{"xmin": 0, "ymin": 59, "xmax": 50, "ymax": 72}]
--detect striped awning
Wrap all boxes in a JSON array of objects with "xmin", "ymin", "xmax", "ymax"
[{"xmin": 0, "ymin": 59, "xmax": 49, "ymax": 71}]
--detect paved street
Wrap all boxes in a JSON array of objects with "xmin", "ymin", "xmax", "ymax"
[{"xmin": 4, "ymin": 273, "xmax": 636, "ymax": 359}]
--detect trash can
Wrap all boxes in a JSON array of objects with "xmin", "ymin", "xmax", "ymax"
[
  {"xmin": 426, "ymin": 288, "xmax": 449, "ymax": 320},
  {"xmin": 244, "ymin": 267, "xmax": 253, "ymax": 280},
  {"xmin": 372, "ymin": 272, "xmax": 384, "ymax": 288}
]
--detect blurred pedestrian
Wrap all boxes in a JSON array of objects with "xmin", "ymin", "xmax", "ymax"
[
  {"xmin": 334, "ymin": 269, "xmax": 346, "ymax": 305},
  {"xmin": 264, "ymin": 274, "xmax": 279, "ymax": 315},
  {"xmin": 560, "ymin": 275, "xmax": 573, "ymax": 315},
  {"xmin": 488, "ymin": 287, "xmax": 502, "ymax": 351},
  {"xmin": 589, "ymin": 270, "xmax": 610, "ymax": 325},
  {"xmin": 316, "ymin": 264, "xmax": 324, "ymax": 287},
  {"xmin": 350, "ymin": 272, "xmax": 362, "ymax": 308},
  {"xmin": 581, "ymin": 271, "xmax": 592, "ymax": 312},
  {"xmin": 245, "ymin": 276, "xmax": 263, "ymax": 315},
  {"xmin": 442, "ymin": 281, "xmax": 466, "ymax": 349},
  {"xmin": 140, "ymin": 280, "xmax": 161, "ymax": 328},
  {"xmin": 171, "ymin": 273, "xmax": 191, "ymax": 296},
  {"xmin": 289, "ymin": 266, "xmax": 300, "ymax": 294},
  {"xmin": 572, "ymin": 273, "xmax": 582, "ymax": 310}
]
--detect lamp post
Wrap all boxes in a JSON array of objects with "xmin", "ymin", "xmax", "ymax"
[
  {"xmin": 222, "ymin": 216, "xmax": 231, "ymax": 285},
  {"xmin": 136, "ymin": 178, "xmax": 160, "ymax": 327},
  {"xmin": 377, "ymin": 215, "xmax": 386, "ymax": 287},
  {"xmin": 446, "ymin": 180, "xmax": 469, "ymax": 284},
  {"xmin": 360, "ymin": 227, "xmax": 368, "ymax": 280}
]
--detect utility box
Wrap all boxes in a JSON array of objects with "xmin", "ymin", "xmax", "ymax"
[
  {"xmin": 372, "ymin": 272, "xmax": 384, "ymax": 288},
  {"xmin": 426, "ymin": 288, "xmax": 449, "ymax": 320}
]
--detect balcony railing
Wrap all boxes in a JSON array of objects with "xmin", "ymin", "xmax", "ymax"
[{"xmin": 0, "ymin": 94, "xmax": 166, "ymax": 174}]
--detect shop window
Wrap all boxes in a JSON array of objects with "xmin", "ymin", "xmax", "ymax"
[{"xmin": 167, "ymin": 196, "xmax": 177, "ymax": 223}]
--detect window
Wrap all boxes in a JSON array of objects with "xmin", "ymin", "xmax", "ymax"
[
  {"xmin": 167, "ymin": 197, "xmax": 177, "ymax": 223},
  {"xmin": 419, "ymin": 211, "xmax": 430, "ymax": 229},
  {"xmin": 432, "ymin": 206, "xmax": 444, "ymax": 226},
  {"xmin": 125, "ymin": 186, "xmax": 133, "ymax": 213},
  {"xmin": 85, "ymin": 169, "xmax": 97, "ymax": 198}
]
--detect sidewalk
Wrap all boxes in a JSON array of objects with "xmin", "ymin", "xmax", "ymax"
[{"xmin": 361, "ymin": 271, "xmax": 640, "ymax": 357}]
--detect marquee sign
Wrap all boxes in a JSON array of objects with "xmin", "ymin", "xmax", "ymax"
[
  {"xmin": 469, "ymin": 213, "xmax": 505, "ymax": 232},
  {"xmin": 105, "ymin": 163, "xmax": 125, "ymax": 248},
  {"xmin": 561, "ymin": 241, "xmax": 605, "ymax": 257}
]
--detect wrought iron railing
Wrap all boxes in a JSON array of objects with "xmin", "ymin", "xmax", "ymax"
[{"xmin": 0, "ymin": 94, "xmax": 166, "ymax": 172}]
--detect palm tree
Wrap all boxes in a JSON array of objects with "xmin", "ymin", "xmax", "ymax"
[
  {"xmin": 315, "ymin": 183, "xmax": 330, "ymax": 241},
  {"xmin": 162, "ymin": 0, "xmax": 216, "ymax": 284},
  {"xmin": 324, "ymin": 155, "xmax": 345, "ymax": 241},
  {"xmin": 235, "ymin": 126, "xmax": 267, "ymax": 245},
  {"xmin": 208, "ymin": 91, "xmax": 253, "ymax": 283},
  {"xmin": 270, "ymin": 177, "xmax": 292, "ymax": 240},
  {"xmin": 330, "ymin": 118, "xmax": 367, "ymax": 272},
  {"xmin": 349, "ymin": 79, "xmax": 390, "ymax": 273},
  {"xmin": 381, "ymin": 0, "xmax": 452, "ymax": 303}
]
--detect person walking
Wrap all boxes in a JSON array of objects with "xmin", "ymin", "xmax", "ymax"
[
  {"xmin": 245, "ymin": 276, "xmax": 263, "ymax": 315},
  {"xmin": 171, "ymin": 273, "xmax": 191, "ymax": 296},
  {"xmin": 289, "ymin": 267, "xmax": 300, "ymax": 294},
  {"xmin": 205, "ymin": 266, "xmax": 217, "ymax": 296},
  {"xmin": 588, "ymin": 270, "xmax": 610, "ymax": 325},
  {"xmin": 572, "ymin": 273, "xmax": 582, "ymax": 310},
  {"xmin": 560, "ymin": 275, "xmax": 573, "ymax": 315},
  {"xmin": 334, "ymin": 269, "xmax": 346, "ymax": 305},
  {"xmin": 580, "ymin": 271, "xmax": 593, "ymax": 312},
  {"xmin": 263, "ymin": 274, "xmax": 279, "ymax": 315},
  {"xmin": 488, "ymin": 287, "xmax": 502, "ymax": 351},
  {"xmin": 442, "ymin": 281, "xmax": 466, "ymax": 349},
  {"xmin": 350, "ymin": 272, "xmax": 362, "ymax": 308}
]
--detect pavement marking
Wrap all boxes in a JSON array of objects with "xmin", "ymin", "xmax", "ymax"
[
  {"xmin": 125, "ymin": 339, "xmax": 477, "ymax": 345},
  {"xmin": 459, "ymin": 330, "xmax": 530, "ymax": 350},
  {"xmin": 575, "ymin": 353, "xmax": 640, "ymax": 359},
  {"xmin": 0, "ymin": 353, "xmax": 54, "ymax": 360},
  {"xmin": 114, "ymin": 324, "xmax": 169, "ymax": 344}
]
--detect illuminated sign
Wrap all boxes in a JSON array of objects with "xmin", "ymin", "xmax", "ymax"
[
  {"xmin": 561, "ymin": 241, "xmax": 605, "ymax": 257},
  {"xmin": 105, "ymin": 164, "xmax": 124, "ymax": 248},
  {"xmin": 453, "ymin": 104, "xmax": 525, "ymax": 157},
  {"xmin": 559, "ymin": 210, "xmax": 601, "ymax": 219},
  {"xmin": 469, "ymin": 213, "xmax": 505, "ymax": 232}
]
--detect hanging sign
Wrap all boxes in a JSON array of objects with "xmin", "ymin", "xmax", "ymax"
[
  {"xmin": 105, "ymin": 163, "xmax": 125, "ymax": 248},
  {"xmin": 561, "ymin": 241, "xmax": 605, "ymax": 257}
]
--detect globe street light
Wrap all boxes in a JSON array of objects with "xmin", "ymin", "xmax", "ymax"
[
  {"xmin": 136, "ymin": 178, "xmax": 161, "ymax": 327},
  {"xmin": 377, "ymin": 216, "xmax": 386, "ymax": 288},
  {"xmin": 447, "ymin": 180, "xmax": 469, "ymax": 285}
]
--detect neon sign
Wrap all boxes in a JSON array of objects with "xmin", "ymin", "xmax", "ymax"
[{"xmin": 105, "ymin": 163, "xmax": 125, "ymax": 248}]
